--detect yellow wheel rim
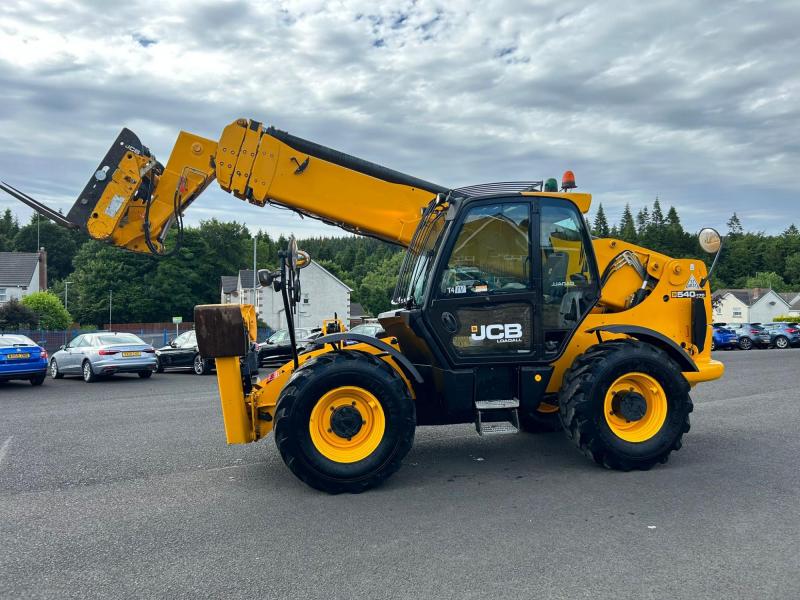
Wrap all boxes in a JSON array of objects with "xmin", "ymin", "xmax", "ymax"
[
  {"xmin": 603, "ymin": 372, "xmax": 668, "ymax": 443},
  {"xmin": 309, "ymin": 386, "xmax": 386, "ymax": 463}
]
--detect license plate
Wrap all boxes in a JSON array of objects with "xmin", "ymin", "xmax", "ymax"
[
  {"xmin": 7, "ymin": 353, "xmax": 30, "ymax": 359},
  {"xmin": 122, "ymin": 351, "xmax": 141, "ymax": 358}
]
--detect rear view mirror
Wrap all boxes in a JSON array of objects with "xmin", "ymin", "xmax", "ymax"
[
  {"xmin": 59, "ymin": 345, "xmax": 65, "ymax": 351},
  {"xmin": 699, "ymin": 228, "xmax": 722, "ymax": 253},
  {"xmin": 296, "ymin": 250, "xmax": 311, "ymax": 269}
]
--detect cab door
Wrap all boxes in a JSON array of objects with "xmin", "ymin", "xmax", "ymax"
[{"xmin": 426, "ymin": 199, "xmax": 540, "ymax": 366}]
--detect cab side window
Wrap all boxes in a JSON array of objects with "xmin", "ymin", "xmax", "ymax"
[
  {"xmin": 439, "ymin": 202, "xmax": 530, "ymax": 297},
  {"xmin": 540, "ymin": 200, "xmax": 597, "ymax": 354}
]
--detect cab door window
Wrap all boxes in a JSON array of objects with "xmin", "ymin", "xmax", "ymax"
[
  {"xmin": 540, "ymin": 199, "xmax": 598, "ymax": 354},
  {"xmin": 439, "ymin": 202, "xmax": 530, "ymax": 297}
]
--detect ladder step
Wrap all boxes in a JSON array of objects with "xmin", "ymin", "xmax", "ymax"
[
  {"xmin": 475, "ymin": 399, "xmax": 519, "ymax": 410},
  {"xmin": 478, "ymin": 421, "xmax": 519, "ymax": 436}
]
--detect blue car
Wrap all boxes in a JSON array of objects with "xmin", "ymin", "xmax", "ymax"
[
  {"xmin": 0, "ymin": 334, "xmax": 48, "ymax": 386},
  {"xmin": 711, "ymin": 324, "xmax": 738, "ymax": 351}
]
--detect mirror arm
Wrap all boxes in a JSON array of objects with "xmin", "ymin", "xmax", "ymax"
[{"xmin": 700, "ymin": 237, "xmax": 724, "ymax": 288}]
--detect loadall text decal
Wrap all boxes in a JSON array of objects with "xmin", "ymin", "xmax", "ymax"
[{"xmin": 470, "ymin": 323, "xmax": 523, "ymax": 343}]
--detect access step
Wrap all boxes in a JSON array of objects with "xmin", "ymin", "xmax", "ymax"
[{"xmin": 475, "ymin": 398, "xmax": 520, "ymax": 436}]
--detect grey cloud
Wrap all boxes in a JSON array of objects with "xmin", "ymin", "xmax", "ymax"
[{"xmin": 0, "ymin": 0, "xmax": 798, "ymax": 240}]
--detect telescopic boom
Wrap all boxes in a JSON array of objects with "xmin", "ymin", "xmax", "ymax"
[{"xmin": 1, "ymin": 118, "xmax": 448, "ymax": 254}]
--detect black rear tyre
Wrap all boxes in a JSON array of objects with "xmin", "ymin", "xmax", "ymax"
[
  {"xmin": 82, "ymin": 360, "xmax": 98, "ymax": 383},
  {"xmin": 138, "ymin": 370, "xmax": 153, "ymax": 379},
  {"xmin": 559, "ymin": 340, "xmax": 692, "ymax": 471},
  {"xmin": 30, "ymin": 373, "xmax": 46, "ymax": 386},
  {"xmin": 274, "ymin": 351, "xmax": 415, "ymax": 494},
  {"xmin": 739, "ymin": 337, "xmax": 753, "ymax": 350},
  {"xmin": 774, "ymin": 336, "xmax": 789, "ymax": 349}
]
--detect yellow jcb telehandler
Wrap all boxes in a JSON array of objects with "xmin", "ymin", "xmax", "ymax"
[{"xmin": 1, "ymin": 118, "xmax": 725, "ymax": 493}]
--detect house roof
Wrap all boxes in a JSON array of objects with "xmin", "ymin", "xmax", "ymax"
[
  {"xmin": 350, "ymin": 302, "xmax": 371, "ymax": 318},
  {"xmin": 238, "ymin": 269, "xmax": 257, "ymax": 289},
  {"xmin": 714, "ymin": 288, "xmax": 800, "ymax": 309},
  {"xmin": 309, "ymin": 260, "xmax": 353, "ymax": 292},
  {"xmin": 0, "ymin": 252, "xmax": 39, "ymax": 287},
  {"xmin": 778, "ymin": 292, "xmax": 800, "ymax": 310},
  {"xmin": 220, "ymin": 276, "xmax": 238, "ymax": 294}
]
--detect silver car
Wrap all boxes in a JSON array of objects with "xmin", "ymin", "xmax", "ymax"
[{"xmin": 49, "ymin": 332, "xmax": 157, "ymax": 382}]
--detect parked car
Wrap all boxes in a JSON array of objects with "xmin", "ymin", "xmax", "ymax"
[
  {"xmin": 727, "ymin": 323, "xmax": 771, "ymax": 350},
  {"xmin": 155, "ymin": 330, "xmax": 215, "ymax": 375},
  {"xmin": 50, "ymin": 332, "xmax": 157, "ymax": 382},
  {"xmin": 348, "ymin": 323, "xmax": 386, "ymax": 338},
  {"xmin": 257, "ymin": 328, "xmax": 320, "ymax": 366},
  {"xmin": 0, "ymin": 334, "xmax": 48, "ymax": 386},
  {"xmin": 762, "ymin": 322, "xmax": 800, "ymax": 349},
  {"xmin": 711, "ymin": 324, "xmax": 738, "ymax": 351}
]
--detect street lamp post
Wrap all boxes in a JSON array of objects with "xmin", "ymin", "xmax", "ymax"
[{"xmin": 64, "ymin": 281, "xmax": 73, "ymax": 312}]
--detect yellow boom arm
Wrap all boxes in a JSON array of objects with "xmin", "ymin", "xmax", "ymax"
[{"xmin": 4, "ymin": 118, "xmax": 449, "ymax": 254}]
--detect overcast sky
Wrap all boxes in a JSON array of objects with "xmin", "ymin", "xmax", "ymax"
[{"xmin": 1, "ymin": 0, "xmax": 798, "ymax": 239}]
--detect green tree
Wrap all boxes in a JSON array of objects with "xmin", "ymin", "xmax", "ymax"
[
  {"xmin": 353, "ymin": 252, "xmax": 403, "ymax": 315},
  {"xmin": 635, "ymin": 207, "xmax": 650, "ymax": 235},
  {"xmin": 619, "ymin": 204, "xmax": 637, "ymax": 243},
  {"xmin": 21, "ymin": 291, "xmax": 72, "ymax": 330},
  {"xmin": 651, "ymin": 198, "xmax": 665, "ymax": 227},
  {"xmin": 0, "ymin": 299, "xmax": 37, "ymax": 330},
  {"xmin": 744, "ymin": 271, "xmax": 788, "ymax": 292},
  {"xmin": 13, "ymin": 216, "xmax": 84, "ymax": 282},
  {"xmin": 592, "ymin": 204, "xmax": 610, "ymax": 237},
  {"xmin": 784, "ymin": 253, "xmax": 800, "ymax": 286},
  {"xmin": 0, "ymin": 208, "xmax": 19, "ymax": 251},
  {"xmin": 726, "ymin": 213, "xmax": 743, "ymax": 235}
]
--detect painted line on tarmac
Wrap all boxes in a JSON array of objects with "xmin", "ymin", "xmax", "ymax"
[{"xmin": 0, "ymin": 436, "xmax": 12, "ymax": 466}]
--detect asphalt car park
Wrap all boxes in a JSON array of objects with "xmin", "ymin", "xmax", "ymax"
[{"xmin": 2, "ymin": 350, "xmax": 799, "ymax": 599}]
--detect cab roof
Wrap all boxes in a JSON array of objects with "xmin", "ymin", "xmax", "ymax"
[{"xmin": 451, "ymin": 181, "xmax": 591, "ymax": 213}]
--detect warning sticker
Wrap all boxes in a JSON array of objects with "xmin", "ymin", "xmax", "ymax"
[{"xmin": 684, "ymin": 274, "xmax": 702, "ymax": 290}]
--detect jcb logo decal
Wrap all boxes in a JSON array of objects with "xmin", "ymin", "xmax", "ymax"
[{"xmin": 470, "ymin": 323, "xmax": 523, "ymax": 341}]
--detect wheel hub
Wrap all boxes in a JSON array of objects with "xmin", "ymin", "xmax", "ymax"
[
  {"xmin": 330, "ymin": 405, "xmax": 364, "ymax": 439},
  {"xmin": 612, "ymin": 391, "xmax": 647, "ymax": 422}
]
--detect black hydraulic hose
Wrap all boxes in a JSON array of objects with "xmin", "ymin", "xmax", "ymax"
[{"xmin": 265, "ymin": 127, "xmax": 449, "ymax": 195}]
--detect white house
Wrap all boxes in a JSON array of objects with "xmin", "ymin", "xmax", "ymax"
[
  {"xmin": 221, "ymin": 260, "xmax": 352, "ymax": 330},
  {"xmin": 259, "ymin": 260, "xmax": 352, "ymax": 330},
  {"xmin": 218, "ymin": 270, "xmax": 262, "ymax": 313},
  {"xmin": 0, "ymin": 250, "xmax": 47, "ymax": 304},
  {"xmin": 712, "ymin": 288, "xmax": 799, "ymax": 323}
]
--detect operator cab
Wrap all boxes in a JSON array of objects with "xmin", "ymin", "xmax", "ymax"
[{"xmin": 380, "ymin": 179, "xmax": 600, "ymax": 424}]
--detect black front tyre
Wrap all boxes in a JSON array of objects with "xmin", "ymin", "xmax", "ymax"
[
  {"xmin": 559, "ymin": 340, "xmax": 692, "ymax": 471},
  {"xmin": 274, "ymin": 351, "xmax": 416, "ymax": 494},
  {"xmin": 30, "ymin": 373, "xmax": 46, "ymax": 386}
]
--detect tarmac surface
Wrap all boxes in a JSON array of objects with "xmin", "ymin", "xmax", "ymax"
[{"xmin": 2, "ymin": 349, "xmax": 799, "ymax": 599}]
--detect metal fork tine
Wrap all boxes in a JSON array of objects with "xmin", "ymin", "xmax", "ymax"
[{"xmin": 0, "ymin": 181, "xmax": 79, "ymax": 229}]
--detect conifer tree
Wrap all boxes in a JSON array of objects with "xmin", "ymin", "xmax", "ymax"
[
  {"xmin": 619, "ymin": 204, "xmax": 637, "ymax": 242},
  {"xmin": 592, "ymin": 203, "xmax": 610, "ymax": 237},
  {"xmin": 727, "ymin": 213, "xmax": 743, "ymax": 235},
  {"xmin": 635, "ymin": 207, "xmax": 650, "ymax": 235}
]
